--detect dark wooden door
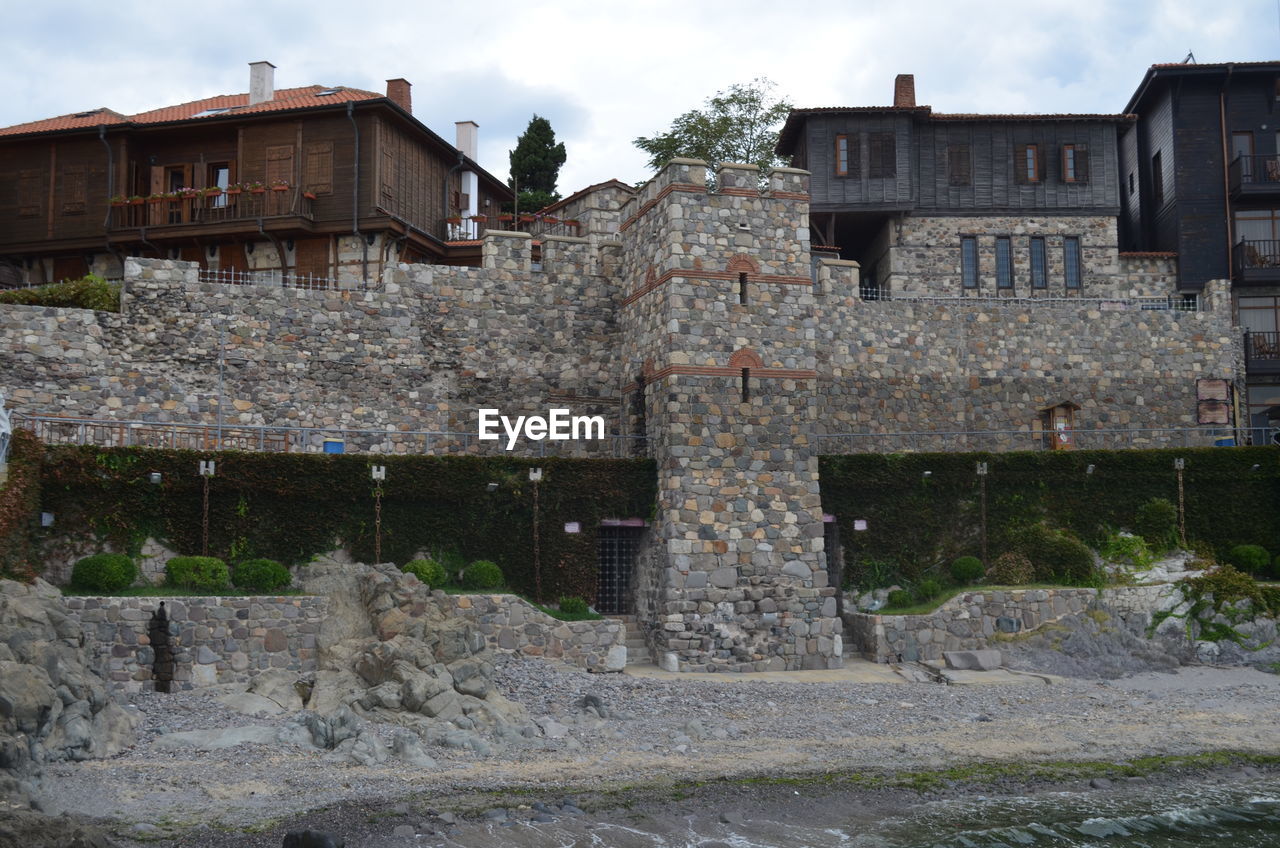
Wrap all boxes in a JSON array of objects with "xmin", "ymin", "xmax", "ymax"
[{"xmin": 293, "ymin": 237, "xmax": 330, "ymax": 282}]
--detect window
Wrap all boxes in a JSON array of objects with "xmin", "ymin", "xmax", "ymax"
[
  {"xmin": 1151, "ymin": 151, "xmax": 1164, "ymax": 206},
  {"xmin": 1129, "ymin": 172, "xmax": 1135, "ymax": 195},
  {"xmin": 303, "ymin": 142, "xmax": 333, "ymax": 195},
  {"xmin": 1030, "ymin": 237, "xmax": 1047, "ymax": 290},
  {"xmin": 61, "ymin": 166, "xmax": 86, "ymax": 214},
  {"xmin": 961, "ymin": 236, "xmax": 978, "ymax": 289},
  {"xmin": 738, "ymin": 272, "xmax": 748, "ymax": 305},
  {"xmin": 868, "ymin": 132, "xmax": 895, "ymax": 178},
  {"xmin": 835, "ymin": 134, "xmax": 849, "ymax": 176},
  {"xmin": 1063, "ymin": 237, "xmax": 1082, "ymax": 291},
  {"xmin": 17, "ymin": 170, "xmax": 41, "ymax": 218},
  {"xmin": 266, "ymin": 145, "xmax": 294, "ymax": 186},
  {"xmin": 947, "ymin": 144, "xmax": 971, "ymax": 186},
  {"xmin": 1061, "ymin": 144, "xmax": 1088, "ymax": 183},
  {"xmin": 207, "ymin": 162, "xmax": 231, "ymax": 208},
  {"xmin": 1015, "ymin": 144, "xmax": 1041, "ymax": 183},
  {"xmin": 996, "ymin": 237, "xmax": 1013, "ymax": 290},
  {"xmin": 740, "ymin": 368, "xmax": 750, "ymax": 403}
]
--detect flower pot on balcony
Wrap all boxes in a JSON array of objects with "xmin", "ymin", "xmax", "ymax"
[
  {"xmin": 225, "ymin": 188, "xmax": 242, "ymax": 196},
  {"xmin": 445, "ymin": 216, "xmax": 462, "ymax": 225},
  {"xmin": 251, "ymin": 188, "xmax": 266, "ymax": 195},
  {"xmin": 471, "ymin": 215, "xmax": 488, "ymax": 223},
  {"xmin": 498, "ymin": 214, "xmax": 513, "ymax": 223},
  {"xmin": 302, "ymin": 191, "xmax": 317, "ymax": 200},
  {"xmin": 129, "ymin": 199, "xmax": 144, "ymax": 206},
  {"xmin": 110, "ymin": 201, "xmax": 126, "ymax": 207},
  {"xmin": 271, "ymin": 185, "xmax": 288, "ymax": 192}
]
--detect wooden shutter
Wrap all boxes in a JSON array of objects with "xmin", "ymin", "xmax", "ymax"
[
  {"xmin": 947, "ymin": 144, "xmax": 971, "ymax": 186},
  {"xmin": 61, "ymin": 166, "xmax": 86, "ymax": 214},
  {"xmin": 869, "ymin": 132, "xmax": 895, "ymax": 178},
  {"xmin": 52, "ymin": 256, "xmax": 88, "ymax": 282},
  {"xmin": 220, "ymin": 244, "xmax": 249, "ymax": 274},
  {"xmin": 294, "ymin": 237, "xmax": 330, "ymax": 279},
  {"xmin": 303, "ymin": 142, "xmax": 333, "ymax": 195},
  {"xmin": 265, "ymin": 145, "xmax": 295, "ymax": 186},
  {"xmin": 17, "ymin": 170, "xmax": 42, "ymax": 217},
  {"xmin": 1072, "ymin": 145, "xmax": 1089, "ymax": 182},
  {"xmin": 1015, "ymin": 144, "xmax": 1041, "ymax": 184},
  {"xmin": 381, "ymin": 148, "xmax": 395, "ymax": 203}
]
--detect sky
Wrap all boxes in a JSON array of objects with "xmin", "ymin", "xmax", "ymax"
[{"xmin": 3, "ymin": 1, "xmax": 1279, "ymax": 193}]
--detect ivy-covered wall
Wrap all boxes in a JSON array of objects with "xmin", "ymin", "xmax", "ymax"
[
  {"xmin": 0, "ymin": 429, "xmax": 43, "ymax": 580},
  {"xmin": 36, "ymin": 446, "xmax": 655, "ymax": 602},
  {"xmin": 819, "ymin": 447, "xmax": 1280, "ymax": 585}
]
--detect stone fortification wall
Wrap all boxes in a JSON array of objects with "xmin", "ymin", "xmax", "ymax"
[
  {"xmin": 619, "ymin": 160, "xmax": 841, "ymax": 672},
  {"xmin": 885, "ymin": 216, "xmax": 1178, "ymax": 297},
  {"xmin": 1, "ymin": 241, "xmax": 622, "ymax": 452},
  {"xmin": 63, "ymin": 595, "xmax": 327, "ymax": 692},
  {"xmin": 816, "ymin": 278, "xmax": 1241, "ymax": 444},
  {"xmin": 845, "ymin": 587, "xmax": 1099, "ymax": 662},
  {"xmin": 441, "ymin": 593, "xmax": 626, "ymax": 672}
]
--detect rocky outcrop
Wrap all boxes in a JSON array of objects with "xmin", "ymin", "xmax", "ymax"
[{"xmin": 0, "ymin": 579, "xmax": 136, "ymax": 807}]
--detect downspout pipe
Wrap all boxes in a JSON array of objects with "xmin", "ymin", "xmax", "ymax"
[
  {"xmin": 347, "ymin": 102, "xmax": 367, "ymax": 285},
  {"xmin": 98, "ymin": 126, "xmax": 126, "ymax": 275},
  {"xmin": 1220, "ymin": 64, "xmax": 1234, "ymax": 286}
]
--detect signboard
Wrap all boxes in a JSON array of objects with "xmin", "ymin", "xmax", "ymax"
[{"xmin": 1196, "ymin": 379, "xmax": 1231, "ymax": 425}]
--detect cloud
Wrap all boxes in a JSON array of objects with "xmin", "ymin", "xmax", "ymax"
[{"xmin": 4, "ymin": 0, "xmax": 1279, "ymax": 192}]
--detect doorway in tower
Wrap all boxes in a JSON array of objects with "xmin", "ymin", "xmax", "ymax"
[{"xmin": 595, "ymin": 521, "xmax": 646, "ymax": 615}]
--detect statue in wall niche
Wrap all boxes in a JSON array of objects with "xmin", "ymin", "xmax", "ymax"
[{"xmin": 148, "ymin": 602, "xmax": 174, "ymax": 693}]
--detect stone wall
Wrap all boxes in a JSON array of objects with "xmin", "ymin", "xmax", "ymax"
[
  {"xmin": 884, "ymin": 215, "xmax": 1178, "ymax": 297},
  {"xmin": 63, "ymin": 595, "xmax": 327, "ymax": 692},
  {"xmin": 441, "ymin": 593, "xmax": 626, "ymax": 672},
  {"xmin": 845, "ymin": 587, "xmax": 1098, "ymax": 662},
  {"xmin": 815, "ymin": 278, "xmax": 1242, "ymax": 446}
]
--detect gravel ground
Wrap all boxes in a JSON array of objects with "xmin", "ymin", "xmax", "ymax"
[{"xmin": 35, "ymin": 655, "xmax": 1280, "ymax": 847}]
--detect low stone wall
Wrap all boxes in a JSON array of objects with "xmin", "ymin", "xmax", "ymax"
[
  {"xmin": 441, "ymin": 593, "xmax": 626, "ymax": 672},
  {"xmin": 845, "ymin": 587, "xmax": 1098, "ymax": 662},
  {"xmin": 63, "ymin": 595, "xmax": 327, "ymax": 692},
  {"xmin": 1100, "ymin": 583, "xmax": 1182, "ymax": 635}
]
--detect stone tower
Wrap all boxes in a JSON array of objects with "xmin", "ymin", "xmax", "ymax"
[{"xmin": 618, "ymin": 159, "xmax": 842, "ymax": 672}]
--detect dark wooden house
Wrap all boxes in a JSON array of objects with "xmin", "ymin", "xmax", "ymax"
[
  {"xmin": 0, "ymin": 62, "xmax": 511, "ymax": 287},
  {"xmin": 1121, "ymin": 60, "xmax": 1280, "ymax": 435}
]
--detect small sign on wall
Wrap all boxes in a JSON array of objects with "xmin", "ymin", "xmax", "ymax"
[
  {"xmin": 564, "ymin": 522, "xmax": 581, "ymax": 534},
  {"xmin": 1196, "ymin": 378, "xmax": 1231, "ymax": 425},
  {"xmin": 853, "ymin": 519, "xmax": 868, "ymax": 531}
]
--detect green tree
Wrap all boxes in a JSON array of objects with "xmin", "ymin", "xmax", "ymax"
[
  {"xmin": 508, "ymin": 115, "xmax": 566, "ymax": 213},
  {"xmin": 633, "ymin": 77, "xmax": 793, "ymax": 177}
]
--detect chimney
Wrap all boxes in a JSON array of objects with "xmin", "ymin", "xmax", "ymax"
[
  {"xmin": 455, "ymin": 121, "xmax": 478, "ymax": 160},
  {"xmin": 893, "ymin": 74, "xmax": 916, "ymax": 108},
  {"xmin": 386, "ymin": 78, "xmax": 412, "ymax": 114},
  {"xmin": 249, "ymin": 61, "xmax": 276, "ymax": 106}
]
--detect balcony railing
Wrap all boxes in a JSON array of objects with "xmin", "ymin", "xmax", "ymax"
[
  {"xmin": 109, "ymin": 188, "xmax": 313, "ymax": 230},
  {"xmin": 1229, "ymin": 154, "xmax": 1280, "ymax": 194},
  {"xmin": 443, "ymin": 213, "xmax": 584, "ymax": 242},
  {"xmin": 1232, "ymin": 239, "xmax": 1280, "ymax": 281}
]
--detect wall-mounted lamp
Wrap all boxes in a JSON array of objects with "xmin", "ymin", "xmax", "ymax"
[
  {"xmin": 486, "ymin": 482, "xmax": 499, "ymax": 492},
  {"xmin": 148, "ymin": 154, "xmax": 157, "ymax": 166},
  {"xmin": 198, "ymin": 460, "xmax": 216, "ymax": 477},
  {"xmin": 1174, "ymin": 458, "xmax": 1185, "ymax": 471},
  {"xmin": 1251, "ymin": 464, "xmax": 1261, "ymax": 472},
  {"xmin": 922, "ymin": 470, "xmax": 932, "ymax": 479},
  {"xmin": 208, "ymin": 245, "xmax": 218, "ymax": 258},
  {"xmin": 1085, "ymin": 464, "xmax": 1096, "ymax": 475},
  {"xmin": 245, "ymin": 242, "xmax": 255, "ymax": 254},
  {"xmin": 366, "ymin": 234, "xmax": 377, "ymax": 246},
  {"xmin": 529, "ymin": 468, "xmax": 543, "ymax": 482},
  {"xmin": 40, "ymin": 512, "xmax": 55, "ymax": 527},
  {"xmin": 285, "ymin": 239, "xmax": 295, "ymax": 253},
  {"xmin": 975, "ymin": 462, "xmax": 988, "ymax": 476},
  {"xmin": 148, "ymin": 472, "xmax": 163, "ymax": 485},
  {"xmin": 370, "ymin": 465, "xmax": 386, "ymax": 481}
]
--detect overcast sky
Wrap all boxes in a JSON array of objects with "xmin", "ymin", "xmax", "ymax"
[{"xmin": 3, "ymin": 1, "xmax": 1278, "ymax": 192}]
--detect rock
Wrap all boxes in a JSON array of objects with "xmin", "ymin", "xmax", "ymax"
[
  {"xmin": 719, "ymin": 811, "xmax": 746, "ymax": 826},
  {"xmin": 153, "ymin": 725, "xmax": 279, "ymax": 750},
  {"xmin": 217, "ymin": 692, "xmax": 288, "ymax": 717},
  {"xmin": 943, "ymin": 650, "xmax": 1003, "ymax": 671},
  {"xmin": 536, "ymin": 717, "xmax": 569, "ymax": 738},
  {"xmin": 390, "ymin": 729, "xmax": 438, "ymax": 769},
  {"xmin": 1089, "ymin": 777, "xmax": 1113, "ymax": 789},
  {"xmin": 482, "ymin": 808, "xmax": 509, "ymax": 822},
  {"xmin": 392, "ymin": 824, "xmax": 416, "ymax": 837},
  {"xmin": 282, "ymin": 830, "xmax": 345, "ymax": 848},
  {"xmin": 248, "ymin": 669, "xmax": 306, "ymax": 711},
  {"xmin": 327, "ymin": 727, "xmax": 387, "ymax": 766},
  {"xmin": 580, "ymin": 693, "xmax": 610, "ymax": 717},
  {"xmin": 0, "ymin": 808, "xmax": 118, "ymax": 847},
  {"xmin": 601, "ymin": 644, "xmax": 627, "ymax": 672}
]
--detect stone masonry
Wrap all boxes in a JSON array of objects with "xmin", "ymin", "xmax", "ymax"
[{"xmin": 442, "ymin": 593, "xmax": 626, "ymax": 672}]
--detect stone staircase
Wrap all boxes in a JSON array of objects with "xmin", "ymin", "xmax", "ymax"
[{"xmin": 613, "ymin": 614, "xmax": 653, "ymax": 666}]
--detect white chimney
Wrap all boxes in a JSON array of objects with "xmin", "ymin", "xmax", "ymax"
[
  {"xmin": 455, "ymin": 121, "xmax": 478, "ymax": 159},
  {"xmin": 249, "ymin": 61, "xmax": 276, "ymax": 106}
]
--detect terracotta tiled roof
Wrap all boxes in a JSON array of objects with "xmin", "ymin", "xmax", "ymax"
[{"xmin": 0, "ymin": 85, "xmax": 383, "ymax": 137}]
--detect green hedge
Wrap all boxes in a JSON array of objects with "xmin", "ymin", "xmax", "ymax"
[
  {"xmin": 819, "ymin": 447, "xmax": 1280, "ymax": 585},
  {"xmin": 38, "ymin": 446, "xmax": 655, "ymax": 602},
  {"xmin": 0, "ymin": 430, "xmax": 44, "ymax": 581},
  {"xmin": 0, "ymin": 274, "xmax": 121, "ymax": 311}
]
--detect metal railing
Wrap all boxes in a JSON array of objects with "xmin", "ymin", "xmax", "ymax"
[
  {"xmin": 109, "ymin": 188, "xmax": 313, "ymax": 230},
  {"xmin": 1230, "ymin": 154, "xmax": 1280, "ymax": 190},
  {"xmin": 859, "ymin": 291, "xmax": 1199, "ymax": 311},
  {"xmin": 1247, "ymin": 330, "xmax": 1280, "ymax": 360},
  {"xmin": 443, "ymin": 214, "xmax": 584, "ymax": 242},
  {"xmin": 815, "ymin": 426, "xmax": 1270, "ymax": 454},
  {"xmin": 11, "ymin": 413, "xmax": 643, "ymax": 458},
  {"xmin": 196, "ymin": 268, "xmax": 341, "ymax": 291},
  {"xmin": 1233, "ymin": 239, "xmax": 1280, "ymax": 272}
]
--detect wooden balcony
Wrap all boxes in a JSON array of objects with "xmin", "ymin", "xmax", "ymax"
[
  {"xmin": 1231, "ymin": 239, "xmax": 1280, "ymax": 286},
  {"xmin": 1246, "ymin": 330, "xmax": 1280, "ymax": 376},
  {"xmin": 1229, "ymin": 155, "xmax": 1280, "ymax": 198},
  {"xmin": 108, "ymin": 188, "xmax": 313, "ymax": 235}
]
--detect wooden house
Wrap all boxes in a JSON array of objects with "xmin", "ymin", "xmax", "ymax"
[{"xmin": 0, "ymin": 61, "xmax": 511, "ymax": 287}]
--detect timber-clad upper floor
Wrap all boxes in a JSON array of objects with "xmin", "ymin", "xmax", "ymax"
[{"xmin": 776, "ymin": 74, "xmax": 1130, "ymax": 216}]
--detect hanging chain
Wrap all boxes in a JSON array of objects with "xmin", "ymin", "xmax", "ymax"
[
  {"xmin": 374, "ymin": 485, "xmax": 383, "ymax": 564},
  {"xmin": 532, "ymin": 482, "xmax": 541, "ymax": 603},
  {"xmin": 201, "ymin": 474, "xmax": 210, "ymax": 556},
  {"xmin": 1177, "ymin": 467, "xmax": 1187, "ymax": 547}
]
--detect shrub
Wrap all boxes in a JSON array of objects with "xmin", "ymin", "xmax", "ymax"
[
  {"xmin": 71, "ymin": 553, "xmax": 136, "ymax": 592},
  {"xmin": 1226, "ymin": 544, "xmax": 1271, "ymax": 576},
  {"xmin": 232, "ymin": 558, "xmax": 291, "ymax": 592},
  {"xmin": 1273, "ymin": 553, "xmax": 1280, "ymax": 581},
  {"xmin": 1134, "ymin": 498, "xmax": 1179, "ymax": 551},
  {"xmin": 885, "ymin": 589, "xmax": 914, "ymax": 608},
  {"xmin": 165, "ymin": 556, "xmax": 230, "ymax": 592},
  {"xmin": 558, "ymin": 596, "xmax": 589, "ymax": 615},
  {"xmin": 0, "ymin": 274, "xmax": 121, "ymax": 312},
  {"xmin": 987, "ymin": 552, "xmax": 1034, "ymax": 586},
  {"xmin": 402, "ymin": 558, "xmax": 447, "ymax": 587},
  {"xmin": 1101, "ymin": 532, "xmax": 1154, "ymax": 571},
  {"xmin": 1007, "ymin": 524, "xmax": 1095, "ymax": 583},
  {"xmin": 461, "ymin": 559, "xmax": 504, "ymax": 590},
  {"xmin": 437, "ymin": 550, "xmax": 468, "ymax": 582},
  {"xmin": 915, "ymin": 578, "xmax": 943, "ymax": 601},
  {"xmin": 949, "ymin": 556, "xmax": 984, "ymax": 585}
]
